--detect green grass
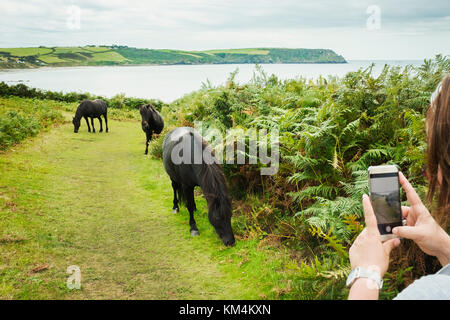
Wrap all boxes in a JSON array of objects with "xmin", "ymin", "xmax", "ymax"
[
  {"xmin": 37, "ymin": 55, "xmax": 66, "ymax": 64},
  {"xmin": 0, "ymin": 104, "xmax": 295, "ymax": 299},
  {"xmin": 88, "ymin": 51, "xmax": 128, "ymax": 63},
  {"xmin": 204, "ymin": 48, "xmax": 271, "ymax": 55},
  {"xmin": 83, "ymin": 47, "xmax": 112, "ymax": 53},
  {"xmin": 0, "ymin": 48, "xmax": 52, "ymax": 56}
]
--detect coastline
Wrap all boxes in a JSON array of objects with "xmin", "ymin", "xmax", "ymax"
[
  {"xmin": 0, "ymin": 60, "xmax": 349, "ymax": 71},
  {"xmin": 0, "ymin": 60, "xmax": 426, "ymax": 75}
]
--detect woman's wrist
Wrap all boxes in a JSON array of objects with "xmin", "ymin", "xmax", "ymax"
[
  {"xmin": 436, "ymin": 231, "xmax": 450, "ymax": 266},
  {"xmin": 348, "ymin": 278, "xmax": 379, "ymax": 300}
]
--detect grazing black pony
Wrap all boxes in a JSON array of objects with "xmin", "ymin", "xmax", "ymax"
[
  {"xmin": 140, "ymin": 104, "xmax": 164, "ymax": 155},
  {"xmin": 72, "ymin": 99, "xmax": 108, "ymax": 133},
  {"xmin": 162, "ymin": 127, "xmax": 235, "ymax": 246}
]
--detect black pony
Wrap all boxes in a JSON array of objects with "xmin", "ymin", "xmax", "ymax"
[
  {"xmin": 162, "ymin": 127, "xmax": 235, "ymax": 246},
  {"xmin": 140, "ymin": 104, "xmax": 164, "ymax": 154},
  {"xmin": 72, "ymin": 99, "xmax": 108, "ymax": 133}
]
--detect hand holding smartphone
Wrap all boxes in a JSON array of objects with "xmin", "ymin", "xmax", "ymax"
[{"xmin": 368, "ymin": 165, "xmax": 403, "ymax": 241}]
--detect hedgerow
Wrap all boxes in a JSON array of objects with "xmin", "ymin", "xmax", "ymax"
[
  {"xmin": 0, "ymin": 82, "xmax": 166, "ymax": 111},
  {"xmin": 0, "ymin": 97, "xmax": 64, "ymax": 150}
]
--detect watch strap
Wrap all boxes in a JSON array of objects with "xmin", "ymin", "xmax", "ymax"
[{"xmin": 346, "ymin": 266, "xmax": 383, "ymax": 289}]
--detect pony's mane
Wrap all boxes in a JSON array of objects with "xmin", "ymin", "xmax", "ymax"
[
  {"xmin": 74, "ymin": 101, "xmax": 87, "ymax": 120},
  {"xmin": 200, "ymin": 144, "xmax": 232, "ymax": 220}
]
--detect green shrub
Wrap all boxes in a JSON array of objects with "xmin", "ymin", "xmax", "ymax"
[
  {"xmin": 0, "ymin": 97, "xmax": 64, "ymax": 150},
  {"xmin": 0, "ymin": 82, "xmax": 166, "ymax": 110},
  {"xmin": 0, "ymin": 110, "xmax": 40, "ymax": 149},
  {"xmin": 163, "ymin": 55, "xmax": 450, "ymax": 298},
  {"xmin": 148, "ymin": 126, "xmax": 172, "ymax": 159}
]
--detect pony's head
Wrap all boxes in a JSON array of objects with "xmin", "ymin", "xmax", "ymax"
[
  {"xmin": 206, "ymin": 187, "xmax": 235, "ymax": 246},
  {"xmin": 199, "ymin": 144, "xmax": 236, "ymax": 246},
  {"xmin": 72, "ymin": 117, "xmax": 80, "ymax": 133}
]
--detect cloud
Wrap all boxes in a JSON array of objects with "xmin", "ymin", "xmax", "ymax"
[{"xmin": 0, "ymin": 0, "xmax": 449, "ymax": 59}]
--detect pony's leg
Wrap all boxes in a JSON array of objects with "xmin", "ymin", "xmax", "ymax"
[
  {"xmin": 145, "ymin": 131, "xmax": 152, "ymax": 155},
  {"xmin": 90, "ymin": 117, "xmax": 95, "ymax": 133},
  {"xmin": 186, "ymin": 186, "xmax": 199, "ymax": 236},
  {"xmin": 171, "ymin": 180, "xmax": 179, "ymax": 214},
  {"xmin": 84, "ymin": 116, "xmax": 91, "ymax": 132},
  {"xmin": 104, "ymin": 113, "xmax": 108, "ymax": 133},
  {"xmin": 98, "ymin": 117, "xmax": 103, "ymax": 132},
  {"xmin": 144, "ymin": 132, "xmax": 149, "ymax": 155}
]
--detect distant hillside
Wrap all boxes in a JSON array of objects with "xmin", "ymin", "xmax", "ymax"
[{"xmin": 0, "ymin": 46, "xmax": 346, "ymax": 69}]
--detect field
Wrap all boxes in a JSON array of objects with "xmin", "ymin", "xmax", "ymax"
[
  {"xmin": 0, "ymin": 47, "xmax": 53, "ymax": 57},
  {"xmin": 0, "ymin": 55, "xmax": 449, "ymax": 299},
  {"xmin": 0, "ymin": 46, "xmax": 346, "ymax": 69},
  {"xmin": 204, "ymin": 49, "xmax": 271, "ymax": 55},
  {"xmin": 0, "ymin": 102, "xmax": 298, "ymax": 299}
]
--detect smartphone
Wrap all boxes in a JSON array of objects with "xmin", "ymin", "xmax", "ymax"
[{"xmin": 368, "ymin": 165, "xmax": 402, "ymax": 241}]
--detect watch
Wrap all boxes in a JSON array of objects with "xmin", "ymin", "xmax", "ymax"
[{"xmin": 346, "ymin": 266, "xmax": 383, "ymax": 289}]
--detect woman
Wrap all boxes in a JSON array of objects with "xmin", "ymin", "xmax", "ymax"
[{"xmin": 348, "ymin": 75, "xmax": 450, "ymax": 300}]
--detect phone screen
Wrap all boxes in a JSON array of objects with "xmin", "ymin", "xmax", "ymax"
[{"xmin": 369, "ymin": 172, "xmax": 402, "ymax": 234}]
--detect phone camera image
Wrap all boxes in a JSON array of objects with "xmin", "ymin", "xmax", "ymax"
[{"xmin": 368, "ymin": 166, "xmax": 402, "ymax": 235}]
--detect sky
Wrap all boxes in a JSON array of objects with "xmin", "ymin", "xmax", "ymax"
[{"xmin": 0, "ymin": 0, "xmax": 449, "ymax": 60}]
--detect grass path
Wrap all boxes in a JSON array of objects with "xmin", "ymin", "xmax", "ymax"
[{"xmin": 0, "ymin": 116, "xmax": 290, "ymax": 299}]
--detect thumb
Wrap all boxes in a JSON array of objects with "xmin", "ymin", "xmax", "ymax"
[
  {"xmin": 383, "ymin": 238, "xmax": 400, "ymax": 256},
  {"xmin": 392, "ymin": 226, "xmax": 422, "ymax": 240}
]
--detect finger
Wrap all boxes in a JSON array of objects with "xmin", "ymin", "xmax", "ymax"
[
  {"xmin": 352, "ymin": 228, "xmax": 366, "ymax": 246},
  {"xmin": 383, "ymin": 238, "xmax": 401, "ymax": 255},
  {"xmin": 362, "ymin": 194, "xmax": 378, "ymax": 231},
  {"xmin": 401, "ymin": 206, "xmax": 410, "ymax": 219},
  {"xmin": 392, "ymin": 226, "xmax": 422, "ymax": 240},
  {"xmin": 357, "ymin": 227, "xmax": 368, "ymax": 238},
  {"xmin": 398, "ymin": 172, "xmax": 423, "ymax": 207}
]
